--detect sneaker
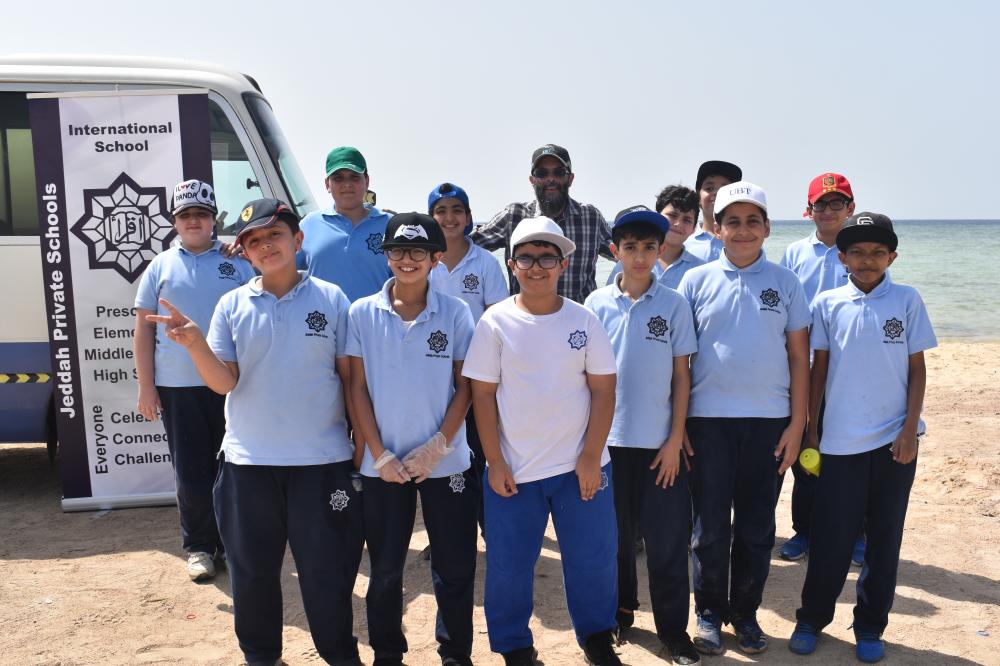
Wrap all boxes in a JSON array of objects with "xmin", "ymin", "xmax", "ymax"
[
  {"xmin": 788, "ymin": 622, "xmax": 819, "ymax": 655},
  {"xmin": 852, "ymin": 537, "xmax": 866, "ymax": 567},
  {"xmin": 664, "ymin": 633, "xmax": 701, "ymax": 665},
  {"xmin": 613, "ymin": 609, "xmax": 634, "ymax": 644},
  {"xmin": 501, "ymin": 647, "xmax": 538, "ymax": 666},
  {"xmin": 187, "ymin": 551, "xmax": 216, "ymax": 581},
  {"xmin": 855, "ymin": 631, "xmax": 884, "ymax": 663},
  {"xmin": 693, "ymin": 610, "xmax": 724, "ymax": 655},
  {"xmin": 779, "ymin": 533, "xmax": 810, "ymax": 561},
  {"xmin": 731, "ymin": 615, "xmax": 768, "ymax": 654},
  {"xmin": 582, "ymin": 629, "xmax": 623, "ymax": 665},
  {"xmin": 440, "ymin": 657, "xmax": 473, "ymax": 666}
]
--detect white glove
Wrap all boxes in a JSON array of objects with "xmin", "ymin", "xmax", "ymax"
[
  {"xmin": 401, "ymin": 432, "xmax": 454, "ymax": 483},
  {"xmin": 374, "ymin": 450, "xmax": 410, "ymax": 484}
]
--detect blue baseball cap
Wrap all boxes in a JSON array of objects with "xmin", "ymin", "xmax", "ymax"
[
  {"xmin": 612, "ymin": 205, "xmax": 669, "ymax": 234},
  {"xmin": 427, "ymin": 182, "xmax": 473, "ymax": 235}
]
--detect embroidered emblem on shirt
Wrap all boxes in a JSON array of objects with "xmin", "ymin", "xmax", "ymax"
[
  {"xmin": 449, "ymin": 473, "xmax": 466, "ymax": 494},
  {"xmin": 329, "ymin": 489, "xmax": 349, "ymax": 512},
  {"xmin": 462, "ymin": 273, "xmax": 480, "ymax": 291},
  {"xmin": 218, "ymin": 261, "xmax": 236, "ymax": 278},
  {"xmin": 599, "ymin": 471, "xmax": 609, "ymax": 491},
  {"xmin": 883, "ymin": 317, "xmax": 904, "ymax": 340},
  {"xmin": 366, "ymin": 232, "xmax": 384, "ymax": 255},
  {"xmin": 760, "ymin": 288, "xmax": 781, "ymax": 308},
  {"xmin": 428, "ymin": 330, "xmax": 449, "ymax": 353},
  {"xmin": 568, "ymin": 330, "xmax": 588, "ymax": 350},
  {"xmin": 647, "ymin": 315, "xmax": 669, "ymax": 337},
  {"xmin": 305, "ymin": 311, "xmax": 328, "ymax": 333}
]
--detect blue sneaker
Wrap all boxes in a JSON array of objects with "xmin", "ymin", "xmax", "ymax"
[
  {"xmin": 731, "ymin": 615, "xmax": 768, "ymax": 654},
  {"xmin": 852, "ymin": 537, "xmax": 866, "ymax": 567},
  {"xmin": 855, "ymin": 631, "xmax": 884, "ymax": 662},
  {"xmin": 780, "ymin": 533, "xmax": 810, "ymax": 561},
  {"xmin": 788, "ymin": 622, "xmax": 818, "ymax": 655},
  {"xmin": 693, "ymin": 610, "xmax": 724, "ymax": 655}
]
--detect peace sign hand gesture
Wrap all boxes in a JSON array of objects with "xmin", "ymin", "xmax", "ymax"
[{"xmin": 145, "ymin": 298, "xmax": 204, "ymax": 348}]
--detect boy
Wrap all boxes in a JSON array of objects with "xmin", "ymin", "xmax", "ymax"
[
  {"xmin": 463, "ymin": 217, "xmax": 621, "ymax": 666},
  {"xmin": 133, "ymin": 179, "xmax": 255, "ymax": 581},
  {"xmin": 778, "ymin": 173, "xmax": 858, "ymax": 562},
  {"xmin": 297, "ymin": 145, "xmax": 393, "ymax": 302},
  {"xmin": 788, "ymin": 213, "xmax": 936, "ymax": 663},
  {"xmin": 347, "ymin": 212, "xmax": 478, "ymax": 666},
  {"xmin": 677, "ymin": 182, "xmax": 811, "ymax": 656},
  {"xmin": 585, "ymin": 206, "xmax": 700, "ymax": 664},
  {"xmin": 147, "ymin": 199, "xmax": 364, "ymax": 665},
  {"xmin": 684, "ymin": 160, "xmax": 742, "ymax": 263}
]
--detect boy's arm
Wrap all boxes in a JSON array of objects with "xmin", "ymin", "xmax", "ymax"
[
  {"xmin": 400, "ymin": 362, "xmax": 473, "ymax": 482},
  {"xmin": 805, "ymin": 349, "xmax": 829, "ymax": 451},
  {"xmin": 470, "ymin": 378, "xmax": 517, "ymax": 496},
  {"xmin": 893, "ymin": 351, "xmax": 926, "ymax": 465},
  {"xmin": 133, "ymin": 308, "xmax": 161, "ymax": 421},
  {"xmin": 347, "ymin": 355, "xmax": 409, "ymax": 482},
  {"xmin": 145, "ymin": 299, "xmax": 238, "ymax": 394},
  {"xmin": 335, "ymin": 357, "xmax": 364, "ymax": 470},
  {"xmin": 577, "ymin": 371, "xmax": 616, "ymax": 500},
  {"xmin": 775, "ymin": 327, "xmax": 809, "ymax": 474},
  {"xmin": 651, "ymin": 355, "xmax": 690, "ymax": 488}
]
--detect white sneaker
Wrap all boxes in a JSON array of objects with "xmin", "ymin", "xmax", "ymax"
[{"xmin": 187, "ymin": 551, "xmax": 216, "ymax": 581}]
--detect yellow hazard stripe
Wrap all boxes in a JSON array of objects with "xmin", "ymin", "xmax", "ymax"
[{"xmin": 0, "ymin": 373, "xmax": 51, "ymax": 384}]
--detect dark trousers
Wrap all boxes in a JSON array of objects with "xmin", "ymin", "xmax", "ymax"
[
  {"xmin": 776, "ymin": 398, "xmax": 822, "ymax": 534},
  {"xmin": 362, "ymin": 468, "xmax": 479, "ymax": 661},
  {"xmin": 797, "ymin": 443, "xmax": 916, "ymax": 635},
  {"xmin": 158, "ymin": 385, "xmax": 225, "ymax": 554},
  {"xmin": 466, "ymin": 407, "xmax": 487, "ymax": 535},
  {"xmin": 687, "ymin": 417, "xmax": 787, "ymax": 621},
  {"xmin": 610, "ymin": 447, "xmax": 691, "ymax": 640},
  {"xmin": 214, "ymin": 460, "xmax": 364, "ymax": 665}
]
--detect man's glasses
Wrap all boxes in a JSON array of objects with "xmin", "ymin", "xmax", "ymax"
[
  {"xmin": 386, "ymin": 247, "xmax": 430, "ymax": 261},
  {"xmin": 811, "ymin": 198, "xmax": 851, "ymax": 212},
  {"xmin": 531, "ymin": 166, "xmax": 569, "ymax": 179},
  {"xmin": 512, "ymin": 254, "xmax": 562, "ymax": 269}
]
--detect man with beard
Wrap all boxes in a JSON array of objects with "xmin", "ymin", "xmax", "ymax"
[{"xmin": 471, "ymin": 144, "xmax": 614, "ymax": 303}]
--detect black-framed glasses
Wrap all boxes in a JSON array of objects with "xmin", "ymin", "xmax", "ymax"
[
  {"xmin": 531, "ymin": 166, "xmax": 569, "ymax": 179},
  {"xmin": 386, "ymin": 247, "xmax": 430, "ymax": 261},
  {"xmin": 512, "ymin": 254, "xmax": 562, "ymax": 269},
  {"xmin": 811, "ymin": 198, "xmax": 851, "ymax": 212}
]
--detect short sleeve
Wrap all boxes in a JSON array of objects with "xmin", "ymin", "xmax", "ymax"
[
  {"xmin": 678, "ymin": 271, "xmax": 697, "ymax": 308},
  {"xmin": 462, "ymin": 318, "xmax": 502, "ymax": 382},
  {"xmin": 134, "ymin": 259, "xmax": 159, "ymax": 310},
  {"xmin": 584, "ymin": 314, "xmax": 617, "ymax": 375},
  {"xmin": 344, "ymin": 302, "xmax": 364, "ymax": 358},
  {"xmin": 905, "ymin": 290, "xmax": 937, "ymax": 354},
  {"xmin": 236, "ymin": 257, "xmax": 257, "ymax": 282},
  {"xmin": 784, "ymin": 277, "xmax": 812, "ymax": 332},
  {"xmin": 669, "ymin": 298, "xmax": 698, "ymax": 357},
  {"xmin": 779, "ymin": 245, "xmax": 792, "ymax": 269},
  {"xmin": 333, "ymin": 288, "xmax": 351, "ymax": 357},
  {"xmin": 207, "ymin": 298, "xmax": 237, "ymax": 362},
  {"xmin": 809, "ymin": 299, "xmax": 831, "ymax": 351},
  {"xmin": 482, "ymin": 252, "xmax": 511, "ymax": 305},
  {"xmin": 452, "ymin": 302, "xmax": 476, "ymax": 361}
]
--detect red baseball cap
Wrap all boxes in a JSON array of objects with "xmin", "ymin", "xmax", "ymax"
[{"xmin": 804, "ymin": 173, "xmax": 854, "ymax": 216}]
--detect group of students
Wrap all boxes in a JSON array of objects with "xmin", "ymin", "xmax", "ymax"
[{"xmin": 133, "ymin": 147, "xmax": 936, "ymax": 666}]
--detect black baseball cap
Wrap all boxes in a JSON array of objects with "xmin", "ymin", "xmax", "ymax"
[
  {"xmin": 382, "ymin": 212, "xmax": 446, "ymax": 252},
  {"xmin": 836, "ymin": 212, "xmax": 898, "ymax": 252},
  {"xmin": 531, "ymin": 144, "xmax": 572, "ymax": 171},
  {"xmin": 233, "ymin": 198, "xmax": 299, "ymax": 247},
  {"xmin": 696, "ymin": 160, "xmax": 742, "ymax": 191}
]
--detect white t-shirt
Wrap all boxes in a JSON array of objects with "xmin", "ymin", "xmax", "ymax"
[{"xmin": 462, "ymin": 296, "xmax": 617, "ymax": 483}]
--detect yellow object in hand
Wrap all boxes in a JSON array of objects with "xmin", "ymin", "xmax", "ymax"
[{"xmin": 799, "ymin": 448, "xmax": 821, "ymax": 477}]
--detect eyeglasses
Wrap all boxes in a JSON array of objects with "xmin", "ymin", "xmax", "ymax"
[
  {"xmin": 386, "ymin": 247, "xmax": 430, "ymax": 261},
  {"xmin": 531, "ymin": 166, "xmax": 569, "ymax": 179},
  {"xmin": 512, "ymin": 254, "xmax": 562, "ymax": 269},
  {"xmin": 811, "ymin": 198, "xmax": 851, "ymax": 212}
]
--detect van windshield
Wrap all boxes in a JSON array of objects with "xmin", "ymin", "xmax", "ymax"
[{"xmin": 244, "ymin": 94, "xmax": 317, "ymax": 217}]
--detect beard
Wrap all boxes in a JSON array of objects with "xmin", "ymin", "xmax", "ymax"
[{"xmin": 534, "ymin": 182, "xmax": 569, "ymax": 217}]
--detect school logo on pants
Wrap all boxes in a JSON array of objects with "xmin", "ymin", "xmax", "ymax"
[
  {"xmin": 329, "ymin": 489, "xmax": 350, "ymax": 511},
  {"xmin": 599, "ymin": 471, "xmax": 609, "ymax": 491},
  {"xmin": 449, "ymin": 473, "xmax": 465, "ymax": 494}
]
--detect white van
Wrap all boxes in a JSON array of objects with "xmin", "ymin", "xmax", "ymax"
[{"xmin": 0, "ymin": 55, "xmax": 317, "ymax": 450}]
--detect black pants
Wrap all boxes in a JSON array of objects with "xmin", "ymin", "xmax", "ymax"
[
  {"xmin": 610, "ymin": 447, "xmax": 691, "ymax": 640},
  {"xmin": 466, "ymin": 407, "xmax": 486, "ymax": 535},
  {"xmin": 158, "ymin": 385, "xmax": 225, "ymax": 554}
]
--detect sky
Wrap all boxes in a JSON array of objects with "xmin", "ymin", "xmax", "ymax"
[{"xmin": 6, "ymin": 1, "xmax": 998, "ymax": 220}]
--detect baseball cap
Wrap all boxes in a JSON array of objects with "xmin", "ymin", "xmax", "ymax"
[
  {"xmin": 805, "ymin": 172, "xmax": 854, "ymax": 216},
  {"xmin": 695, "ymin": 160, "xmax": 742, "ymax": 192},
  {"xmin": 233, "ymin": 198, "xmax": 299, "ymax": 248},
  {"xmin": 427, "ymin": 182, "xmax": 473, "ymax": 235},
  {"xmin": 382, "ymin": 212, "xmax": 447, "ymax": 252},
  {"xmin": 612, "ymin": 205, "xmax": 669, "ymax": 235},
  {"xmin": 713, "ymin": 181, "xmax": 768, "ymax": 221},
  {"xmin": 531, "ymin": 144, "xmax": 572, "ymax": 171},
  {"xmin": 510, "ymin": 216, "xmax": 576, "ymax": 257},
  {"xmin": 171, "ymin": 179, "xmax": 217, "ymax": 216},
  {"xmin": 325, "ymin": 146, "xmax": 367, "ymax": 177},
  {"xmin": 836, "ymin": 212, "xmax": 898, "ymax": 253}
]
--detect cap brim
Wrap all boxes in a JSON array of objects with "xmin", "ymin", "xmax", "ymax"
[
  {"xmin": 510, "ymin": 231, "xmax": 576, "ymax": 257},
  {"xmin": 531, "ymin": 154, "xmax": 570, "ymax": 169},
  {"xmin": 171, "ymin": 202, "xmax": 217, "ymax": 217},
  {"xmin": 325, "ymin": 162, "xmax": 366, "ymax": 177},
  {"xmin": 613, "ymin": 210, "xmax": 669, "ymax": 234},
  {"xmin": 696, "ymin": 161, "xmax": 742, "ymax": 190},
  {"xmin": 808, "ymin": 187, "xmax": 853, "ymax": 205},
  {"xmin": 836, "ymin": 226, "xmax": 898, "ymax": 252}
]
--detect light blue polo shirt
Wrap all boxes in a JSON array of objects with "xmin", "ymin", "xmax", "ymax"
[
  {"xmin": 811, "ymin": 275, "xmax": 937, "ymax": 455},
  {"xmin": 684, "ymin": 229, "xmax": 724, "ymax": 262},
  {"xmin": 135, "ymin": 241, "xmax": 256, "ymax": 387},
  {"xmin": 429, "ymin": 240, "xmax": 509, "ymax": 323},
  {"xmin": 207, "ymin": 273, "xmax": 353, "ymax": 465},
  {"xmin": 296, "ymin": 204, "xmax": 393, "ymax": 302},
  {"xmin": 585, "ymin": 281, "xmax": 697, "ymax": 448},
  {"xmin": 780, "ymin": 232, "xmax": 849, "ymax": 304},
  {"xmin": 678, "ymin": 251, "xmax": 811, "ymax": 418},
  {"xmin": 346, "ymin": 279, "xmax": 475, "ymax": 478},
  {"xmin": 606, "ymin": 261, "xmax": 665, "ymax": 286}
]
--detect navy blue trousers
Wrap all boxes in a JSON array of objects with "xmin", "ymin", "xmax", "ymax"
[
  {"xmin": 158, "ymin": 385, "xmax": 225, "ymax": 554},
  {"xmin": 610, "ymin": 447, "xmax": 691, "ymax": 641},
  {"xmin": 362, "ymin": 468, "xmax": 479, "ymax": 661},
  {"xmin": 466, "ymin": 408, "xmax": 487, "ymax": 535},
  {"xmin": 687, "ymin": 417, "xmax": 787, "ymax": 621},
  {"xmin": 214, "ymin": 460, "xmax": 364, "ymax": 665},
  {"xmin": 797, "ymin": 443, "xmax": 916, "ymax": 635}
]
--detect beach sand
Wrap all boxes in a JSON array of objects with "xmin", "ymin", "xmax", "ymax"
[{"xmin": 1, "ymin": 342, "xmax": 997, "ymax": 665}]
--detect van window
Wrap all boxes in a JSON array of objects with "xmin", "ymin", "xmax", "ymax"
[
  {"xmin": 208, "ymin": 98, "xmax": 264, "ymax": 234},
  {"xmin": 244, "ymin": 94, "xmax": 317, "ymax": 218},
  {"xmin": 0, "ymin": 92, "xmax": 39, "ymax": 236}
]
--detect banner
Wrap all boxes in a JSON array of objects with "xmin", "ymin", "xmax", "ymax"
[{"xmin": 29, "ymin": 91, "xmax": 212, "ymax": 511}]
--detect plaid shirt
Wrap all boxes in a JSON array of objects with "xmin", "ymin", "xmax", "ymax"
[{"xmin": 470, "ymin": 198, "xmax": 613, "ymax": 303}]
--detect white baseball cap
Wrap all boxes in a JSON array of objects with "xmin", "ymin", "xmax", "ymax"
[
  {"xmin": 510, "ymin": 216, "xmax": 576, "ymax": 257},
  {"xmin": 713, "ymin": 181, "xmax": 768, "ymax": 220}
]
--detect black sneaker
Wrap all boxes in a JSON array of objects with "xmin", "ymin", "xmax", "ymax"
[
  {"xmin": 441, "ymin": 656, "xmax": 473, "ymax": 666},
  {"xmin": 583, "ymin": 629, "xmax": 623, "ymax": 665},
  {"xmin": 664, "ymin": 633, "xmax": 701, "ymax": 665},
  {"xmin": 502, "ymin": 647, "xmax": 538, "ymax": 666},
  {"xmin": 613, "ymin": 609, "xmax": 634, "ymax": 644}
]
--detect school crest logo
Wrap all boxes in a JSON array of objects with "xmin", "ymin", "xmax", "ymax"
[
  {"xmin": 883, "ymin": 317, "xmax": 904, "ymax": 340},
  {"xmin": 218, "ymin": 261, "xmax": 236, "ymax": 278},
  {"xmin": 647, "ymin": 315, "xmax": 669, "ymax": 338},
  {"xmin": 599, "ymin": 471, "xmax": 609, "ymax": 491},
  {"xmin": 568, "ymin": 330, "xmax": 588, "ymax": 350},
  {"xmin": 305, "ymin": 311, "xmax": 328, "ymax": 333},
  {"xmin": 449, "ymin": 473, "xmax": 465, "ymax": 494},
  {"xmin": 428, "ymin": 330, "xmax": 449, "ymax": 353},
  {"xmin": 329, "ymin": 489, "xmax": 349, "ymax": 512},
  {"xmin": 463, "ymin": 273, "xmax": 480, "ymax": 291},
  {"xmin": 70, "ymin": 172, "xmax": 174, "ymax": 283},
  {"xmin": 366, "ymin": 232, "xmax": 384, "ymax": 255},
  {"xmin": 760, "ymin": 288, "xmax": 781, "ymax": 308}
]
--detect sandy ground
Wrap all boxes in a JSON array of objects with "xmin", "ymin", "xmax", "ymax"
[{"xmin": 1, "ymin": 341, "xmax": 998, "ymax": 666}]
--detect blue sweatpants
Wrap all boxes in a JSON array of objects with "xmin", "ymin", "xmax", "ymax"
[
  {"xmin": 484, "ymin": 463, "xmax": 618, "ymax": 654},
  {"xmin": 214, "ymin": 460, "xmax": 364, "ymax": 665},
  {"xmin": 797, "ymin": 443, "xmax": 917, "ymax": 635}
]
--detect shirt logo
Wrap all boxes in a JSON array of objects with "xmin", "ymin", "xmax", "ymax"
[
  {"xmin": 462, "ymin": 273, "xmax": 480, "ymax": 291},
  {"xmin": 883, "ymin": 317, "xmax": 904, "ymax": 340},
  {"xmin": 449, "ymin": 473, "xmax": 465, "ymax": 494},
  {"xmin": 394, "ymin": 224, "xmax": 428, "ymax": 240},
  {"xmin": 760, "ymin": 288, "xmax": 781, "ymax": 309},
  {"xmin": 568, "ymin": 330, "xmax": 588, "ymax": 350},
  {"xmin": 305, "ymin": 311, "xmax": 328, "ymax": 334},
  {"xmin": 647, "ymin": 315, "xmax": 669, "ymax": 337},
  {"xmin": 218, "ymin": 261, "xmax": 237, "ymax": 280},
  {"xmin": 329, "ymin": 489, "xmax": 349, "ymax": 512},
  {"xmin": 428, "ymin": 330, "xmax": 449, "ymax": 354},
  {"xmin": 366, "ymin": 232, "xmax": 384, "ymax": 255}
]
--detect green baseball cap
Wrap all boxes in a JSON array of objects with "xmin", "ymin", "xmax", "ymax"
[{"xmin": 325, "ymin": 146, "xmax": 367, "ymax": 177}]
